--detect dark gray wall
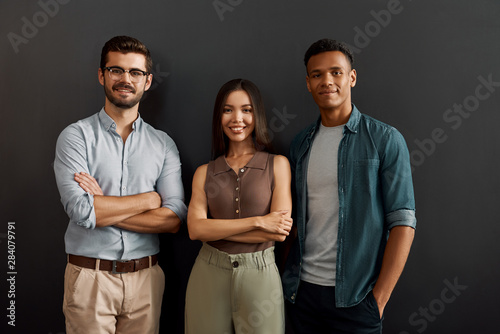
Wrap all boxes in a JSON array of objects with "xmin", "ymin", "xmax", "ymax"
[{"xmin": 1, "ymin": 1, "xmax": 499, "ymax": 333}]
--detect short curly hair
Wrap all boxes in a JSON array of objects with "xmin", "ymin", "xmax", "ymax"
[{"xmin": 304, "ymin": 39, "xmax": 354, "ymax": 70}]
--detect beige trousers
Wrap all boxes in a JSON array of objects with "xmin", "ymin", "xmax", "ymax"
[
  {"xmin": 185, "ymin": 243, "xmax": 285, "ymax": 334},
  {"xmin": 63, "ymin": 260, "xmax": 165, "ymax": 334}
]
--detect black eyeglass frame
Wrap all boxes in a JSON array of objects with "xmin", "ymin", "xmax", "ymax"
[{"xmin": 102, "ymin": 66, "xmax": 150, "ymax": 81}]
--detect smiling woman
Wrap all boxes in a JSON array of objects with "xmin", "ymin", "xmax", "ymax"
[
  {"xmin": 184, "ymin": 78, "xmax": 293, "ymax": 334},
  {"xmin": 220, "ymin": 90, "xmax": 256, "ymax": 151}
]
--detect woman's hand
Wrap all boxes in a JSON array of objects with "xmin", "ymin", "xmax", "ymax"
[{"xmin": 258, "ymin": 210, "xmax": 293, "ymax": 235}]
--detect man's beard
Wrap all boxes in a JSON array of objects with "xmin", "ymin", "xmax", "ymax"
[{"xmin": 104, "ymin": 81, "xmax": 144, "ymax": 109}]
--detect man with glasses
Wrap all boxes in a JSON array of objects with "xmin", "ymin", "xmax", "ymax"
[{"xmin": 54, "ymin": 36, "xmax": 187, "ymax": 334}]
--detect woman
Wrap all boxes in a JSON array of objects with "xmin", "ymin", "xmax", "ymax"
[{"xmin": 185, "ymin": 79, "xmax": 293, "ymax": 334}]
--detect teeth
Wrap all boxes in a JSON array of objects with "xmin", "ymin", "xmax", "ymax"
[{"xmin": 231, "ymin": 127, "xmax": 244, "ymax": 131}]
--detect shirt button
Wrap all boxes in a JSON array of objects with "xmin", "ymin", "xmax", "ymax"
[
  {"xmin": 240, "ymin": 168, "xmax": 245, "ymax": 173},
  {"xmin": 235, "ymin": 198, "xmax": 239, "ymax": 202},
  {"xmin": 122, "ymin": 186, "xmax": 126, "ymax": 190},
  {"xmin": 236, "ymin": 209, "xmax": 239, "ymax": 214},
  {"xmin": 232, "ymin": 261, "xmax": 239, "ymax": 268},
  {"xmin": 236, "ymin": 178, "xmax": 240, "ymax": 182},
  {"xmin": 235, "ymin": 187, "xmax": 239, "ymax": 191}
]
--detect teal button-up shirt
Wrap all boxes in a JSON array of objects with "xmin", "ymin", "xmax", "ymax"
[{"xmin": 282, "ymin": 104, "xmax": 416, "ymax": 307}]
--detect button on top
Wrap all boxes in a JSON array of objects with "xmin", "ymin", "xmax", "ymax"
[
  {"xmin": 232, "ymin": 261, "xmax": 239, "ymax": 268},
  {"xmin": 240, "ymin": 168, "xmax": 245, "ymax": 173}
]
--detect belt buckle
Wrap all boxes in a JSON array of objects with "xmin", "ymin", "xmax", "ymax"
[{"xmin": 112, "ymin": 259, "xmax": 131, "ymax": 274}]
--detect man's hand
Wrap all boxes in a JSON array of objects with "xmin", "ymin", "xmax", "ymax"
[
  {"xmin": 371, "ymin": 288, "xmax": 386, "ymax": 319},
  {"xmin": 371, "ymin": 226, "xmax": 415, "ymax": 319},
  {"xmin": 74, "ymin": 172, "xmax": 103, "ymax": 195}
]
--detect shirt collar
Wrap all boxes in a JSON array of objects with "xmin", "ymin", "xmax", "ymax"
[
  {"xmin": 212, "ymin": 151, "xmax": 268, "ymax": 175},
  {"xmin": 344, "ymin": 104, "xmax": 361, "ymax": 134},
  {"xmin": 311, "ymin": 103, "xmax": 361, "ymax": 136},
  {"xmin": 98, "ymin": 107, "xmax": 143, "ymax": 132}
]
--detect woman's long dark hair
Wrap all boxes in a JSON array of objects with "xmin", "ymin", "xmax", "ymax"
[{"xmin": 211, "ymin": 79, "xmax": 273, "ymax": 159}]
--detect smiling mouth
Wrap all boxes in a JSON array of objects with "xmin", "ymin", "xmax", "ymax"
[
  {"xmin": 229, "ymin": 126, "xmax": 246, "ymax": 133},
  {"xmin": 320, "ymin": 90, "xmax": 337, "ymax": 95},
  {"xmin": 114, "ymin": 85, "xmax": 135, "ymax": 94}
]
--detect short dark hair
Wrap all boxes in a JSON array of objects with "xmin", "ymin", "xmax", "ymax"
[
  {"xmin": 211, "ymin": 79, "xmax": 273, "ymax": 159},
  {"xmin": 100, "ymin": 36, "xmax": 152, "ymax": 73},
  {"xmin": 304, "ymin": 39, "xmax": 354, "ymax": 70}
]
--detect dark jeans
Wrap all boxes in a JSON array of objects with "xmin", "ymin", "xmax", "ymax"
[{"xmin": 286, "ymin": 280, "xmax": 383, "ymax": 334}]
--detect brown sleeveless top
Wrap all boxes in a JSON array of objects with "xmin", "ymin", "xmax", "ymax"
[{"xmin": 205, "ymin": 151, "xmax": 275, "ymax": 254}]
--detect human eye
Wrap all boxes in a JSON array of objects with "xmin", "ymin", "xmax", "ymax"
[
  {"xmin": 333, "ymin": 70, "xmax": 343, "ymax": 76},
  {"xmin": 109, "ymin": 67, "xmax": 124, "ymax": 75},
  {"xmin": 130, "ymin": 70, "xmax": 145, "ymax": 78},
  {"xmin": 243, "ymin": 107, "xmax": 253, "ymax": 113},
  {"xmin": 223, "ymin": 107, "xmax": 232, "ymax": 113}
]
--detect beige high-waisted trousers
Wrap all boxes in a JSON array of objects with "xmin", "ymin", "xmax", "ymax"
[{"xmin": 185, "ymin": 243, "xmax": 285, "ymax": 334}]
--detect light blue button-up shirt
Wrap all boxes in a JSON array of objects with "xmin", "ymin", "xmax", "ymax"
[
  {"xmin": 54, "ymin": 108, "xmax": 187, "ymax": 260},
  {"xmin": 283, "ymin": 104, "xmax": 416, "ymax": 307}
]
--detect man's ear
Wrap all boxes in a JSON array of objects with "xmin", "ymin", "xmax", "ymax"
[
  {"xmin": 98, "ymin": 68, "xmax": 105, "ymax": 86},
  {"xmin": 350, "ymin": 69, "xmax": 357, "ymax": 88},
  {"xmin": 144, "ymin": 73, "xmax": 153, "ymax": 91}
]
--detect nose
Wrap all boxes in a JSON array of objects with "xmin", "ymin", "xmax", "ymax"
[
  {"xmin": 232, "ymin": 110, "xmax": 244, "ymax": 122},
  {"xmin": 119, "ymin": 71, "xmax": 132, "ymax": 83},
  {"xmin": 321, "ymin": 73, "xmax": 333, "ymax": 86}
]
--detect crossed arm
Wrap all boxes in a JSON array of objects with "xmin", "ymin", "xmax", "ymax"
[
  {"xmin": 75, "ymin": 172, "xmax": 181, "ymax": 233},
  {"xmin": 187, "ymin": 155, "xmax": 293, "ymax": 243}
]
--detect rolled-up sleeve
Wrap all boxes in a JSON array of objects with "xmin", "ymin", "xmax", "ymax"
[
  {"xmin": 155, "ymin": 135, "xmax": 188, "ymax": 223},
  {"xmin": 381, "ymin": 128, "xmax": 416, "ymax": 230},
  {"xmin": 54, "ymin": 125, "xmax": 96, "ymax": 229},
  {"xmin": 385, "ymin": 209, "xmax": 416, "ymax": 230}
]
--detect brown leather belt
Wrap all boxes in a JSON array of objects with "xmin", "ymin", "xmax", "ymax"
[{"xmin": 68, "ymin": 254, "xmax": 158, "ymax": 274}]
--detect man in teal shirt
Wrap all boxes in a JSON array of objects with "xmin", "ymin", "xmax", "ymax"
[{"xmin": 283, "ymin": 39, "xmax": 416, "ymax": 333}]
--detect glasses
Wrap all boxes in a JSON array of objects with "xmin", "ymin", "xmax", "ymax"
[{"xmin": 103, "ymin": 66, "xmax": 149, "ymax": 83}]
